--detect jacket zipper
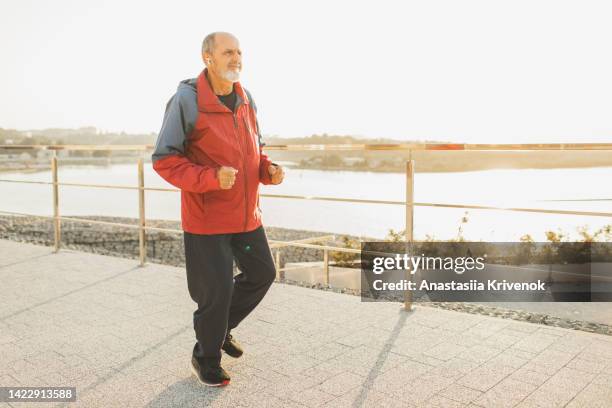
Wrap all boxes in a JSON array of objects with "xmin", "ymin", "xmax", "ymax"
[
  {"xmin": 233, "ymin": 112, "xmax": 249, "ymax": 231},
  {"xmin": 242, "ymin": 116, "xmax": 254, "ymax": 155}
]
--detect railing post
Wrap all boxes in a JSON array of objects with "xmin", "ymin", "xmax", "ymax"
[
  {"xmin": 404, "ymin": 159, "xmax": 415, "ymax": 311},
  {"xmin": 275, "ymin": 249, "xmax": 281, "ymax": 281},
  {"xmin": 323, "ymin": 249, "xmax": 329, "ymax": 287},
  {"xmin": 138, "ymin": 158, "xmax": 146, "ymax": 266},
  {"xmin": 51, "ymin": 154, "xmax": 61, "ymax": 253}
]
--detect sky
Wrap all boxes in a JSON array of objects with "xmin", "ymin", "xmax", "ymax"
[{"xmin": 1, "ymin": 0, "xmax": 611, "ymax": 143}]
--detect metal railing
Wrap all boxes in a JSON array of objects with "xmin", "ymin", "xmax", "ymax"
[{"xmin": 1, "ymin": 142, "xmax": 612, "ymax": 310}]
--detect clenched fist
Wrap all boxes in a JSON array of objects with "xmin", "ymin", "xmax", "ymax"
[
  {"xmin": 269, "ymin": 164, "xmax": 284, "ymax": 185},
  {"xmin": 217, "ymin": 166, "xmax": 238, "ymax": 189}
]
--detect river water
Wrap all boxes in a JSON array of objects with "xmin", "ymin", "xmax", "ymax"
[{"xmin": 1, "ymin": 163, "xmax": 610, "ymax": 241}]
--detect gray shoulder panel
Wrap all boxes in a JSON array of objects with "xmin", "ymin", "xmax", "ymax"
[{"xmin": 151, "ymin": 79, "xmax": 198, "ymax": 163}]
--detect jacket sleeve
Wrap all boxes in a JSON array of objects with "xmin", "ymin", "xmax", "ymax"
[
  {"xmin": 247, "ymin": 90, "xmax": 276, "ymax": 185},
  {"xmin": 151, "ymin": 88, "xmax": 221, "ymax": 193}
]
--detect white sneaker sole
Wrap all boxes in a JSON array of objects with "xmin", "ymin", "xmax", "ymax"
[{"xmin": 190, "ymin": 361, "xmax": 230, "ymax": 387}]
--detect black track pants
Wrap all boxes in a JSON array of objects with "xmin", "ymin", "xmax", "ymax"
[{"xmin": 183, "ymin": 225, "xmax": 276, "ymax": 363}]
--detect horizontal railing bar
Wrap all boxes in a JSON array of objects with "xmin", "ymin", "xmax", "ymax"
[
  {"xmin": 1, "ymin": 179, "xmax": 610, "ymax": 217},
  {"xmin": 0, "ymin": 209, "xmax": 54, "ymax": 219},
  {"xmin": 269, "ymin": 235, "xmax": 335, "ymax": 249},
  {"xmin": 280, "ymin": 258, "xmax": 612, "ymax": 282},
  {"xmin": 277, "ymin": 263, "xmax": 612, "ymax": 282},
  {"xmin": 0, "ymin": 179, "xmax": 179, "ymax": 192},
  {"xmin": 0, "ymin": 209, "xmax": 369, "ymax": 254},
  {"xmin": 466, "ymin": 143, "xmax": 612, "ymax": 151},
  {"xmin": 0, "ymin": 210, "xmax": 126, "ymax": 227},
  {"xmin": 0, "ymin": 179, "xmax": 405, "ymax": 200},
  {"xmin": 0, "ymin": 145, "xmax": 152, "ymax": 151},
  {"xmin": 276, "ymin": 265, "xmax": 328, "ymax": 273},
  {"xmin": 1, "ymin": 209, "xmax": 610, "ymax": 281},
  {"xmin": 413, "ymin": 202, "xmax": 612, "ymax": 217},
  {"xmin": 268, "ymin": 239, "xmax": 362, "ymax": 253},
  {"xmin": 143, "ymin": 225, "xmax": 183, "ymax": 233},
  {"xmin": 0, "ymin": 210, "xmax": 140, "ymax": 230},
  {"xmin": 3, "ymin": 143, "xmax": 612, "ymax": 152},
  {"xmin": 2, "ymin": 178, "xmax": 612, "ymax": 204},
  {"xmin": 0, "ymin": 179, "xmax": 142, "ymax": 191},
  {"xmin": 0, "ymin": 179, "xmax": 52, "ymax": 186},
  {"xmin": 260, "ymin": 193, "xmax": 404, "ymax": 205},
  {"xmin": 264, "ymin": 143, "xmax": 612, "ymax": 151},
  {"xmin": 536, "ymin": 198, "xmax": 612, "ymax": 202},
  {"xmin": 1, "ymin": 178, "xmax": 610, "ymax": 205},
  {"xmin": 0, "ymin": 157, "xmax": 117, "ymax": 163},
  {"xmin": 498, "ymin": 264, "xmax": 612, "ymax": 282},
  {"xmin": 60, "ymin": 216, "xmax": 140, "ymax": 229}
]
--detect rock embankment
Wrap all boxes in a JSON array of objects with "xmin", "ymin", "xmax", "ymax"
[{"xmin": 0, "ymin": 215, "xmax": 339, "ymax": 268}]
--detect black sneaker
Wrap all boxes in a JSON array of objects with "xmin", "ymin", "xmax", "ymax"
[
  {"xmin": 191, "ymin": 345, "xmax": 230, "ymax": 386},
  {"xmin": 221, "ymin": 333, "xmax": 243, "ymax": 358}
]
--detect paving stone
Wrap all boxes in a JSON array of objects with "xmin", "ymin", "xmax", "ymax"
[
  {"xmin": 520, "ymin": 367, "xmax": 597, "ymax": 407},
  {"xmin": 423, "ymin": 342, "xmax": 469, "ymax": 361},
  {"xmin": 508, "ymin": 367, "xmax": 551, "ymax": 387},
  {"xmin": 457, "ymin": 344, "xmax": 502, "ymax": 364},
  {"xmin": 565, "ymin": 383, "xmax": 612, "ymax": 408},
  {"xmin": 366, "ymin": 360, "xmax": 432, "ymax": 395},
  {"xmin": 511, "ymin": 333, "xmax": 559, "ymax": 354},
  {"xmin": 521, "ymin": 348, "xmax": 575, "ymax": 375},
  {"xmin": 592, "ymin": 373, "xmax": 612, "ymax": 387},
  {"xmin": 422, "ymin": 395, "xmax": 467, "ymax": 407},
  {"xmin": 323, "ymin": 387, "xmax": 414, "ymax": 408},
  {"xmin": 474, "ymin": 377, "xmax": 536, "ymax": 407},
  {"xmin": 427, "ymin": 358, "xmax": 480, "ymax": 380},
  {"xmin": 566, "ymin": 357, "xmax": 610, "ymax": 374},
  {"xmin": 438, "ymin": 383, "xmax": 483, "ymax": 404},
  {"xmin": 457, "ymin": 363, "xmax": 515, "ymax": 392},
  {"xmin": 313, "ymin": 371, "xmax": 364, "ymax": 397},
  {"xmin": 287, "ymin": 386, "xmax": 336, "ymax": 407},
  {"xmin": 391, "ymin": 372, "xmax": 455, "ymax": 405}
]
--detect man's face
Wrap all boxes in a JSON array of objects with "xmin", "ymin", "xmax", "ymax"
[{"xmin": 205, "ymin": 34, "xmax": 242, "ymax": 82}]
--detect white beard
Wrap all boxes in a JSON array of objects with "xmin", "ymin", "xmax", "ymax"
[{"xmin": 222, "ymin": 70, "xmax": 241, "ymax": 83}]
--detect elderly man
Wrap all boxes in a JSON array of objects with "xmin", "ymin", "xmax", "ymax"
[{"xmin": 151, "ymin": 31, "xmax": 284, "ymax": 386}]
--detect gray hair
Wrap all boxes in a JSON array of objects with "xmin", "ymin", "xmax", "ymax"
[{"xmin": 201, "ymin": 32, "xmax": 236, "ymax": 55}]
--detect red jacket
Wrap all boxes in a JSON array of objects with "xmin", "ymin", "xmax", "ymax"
[{"xmin": 152, "ymin": 69, "xmax": 274, "ymax": 234}]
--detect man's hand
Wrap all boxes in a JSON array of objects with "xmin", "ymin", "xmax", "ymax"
[
  {"xmin": 217, "ymin": 166, "xmax": 238, "ymax": 189},
  {"xmin": 268, "ymin": 164, "xmax": 284, "ymax": 185}
]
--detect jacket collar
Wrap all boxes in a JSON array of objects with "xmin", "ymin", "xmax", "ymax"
[{"xmin": 196, "ymin": 68, "xmax": 250, "ymax": 113}]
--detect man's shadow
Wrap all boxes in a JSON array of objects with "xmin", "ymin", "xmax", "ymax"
[{"xmin": 145, "ymin": 377, "xmax": 225, "ymax": 408}]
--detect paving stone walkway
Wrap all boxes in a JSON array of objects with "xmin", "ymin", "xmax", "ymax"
[{"xmin": 1, "ymin": 239, "xmax": 611, "ymax": 407}]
